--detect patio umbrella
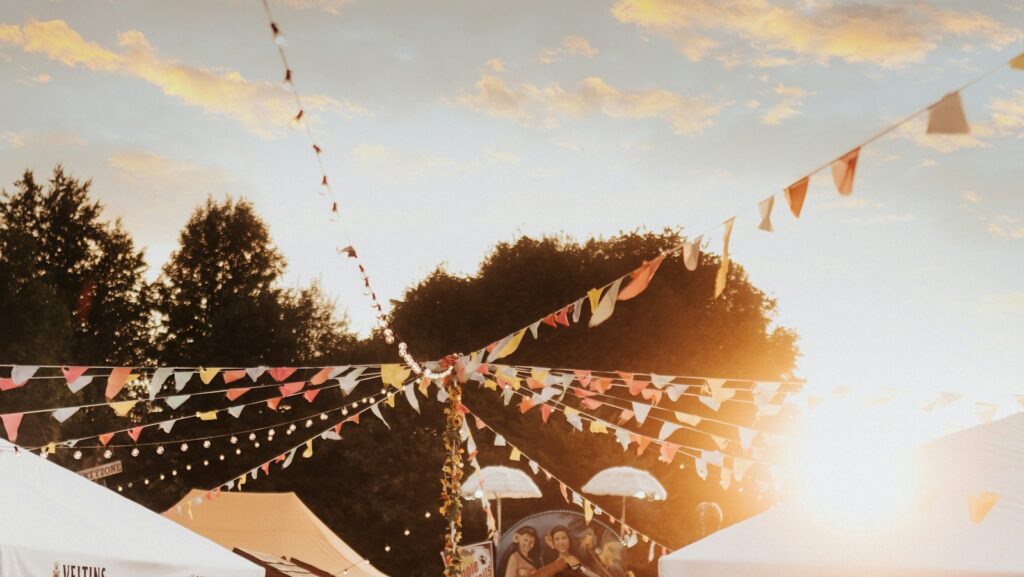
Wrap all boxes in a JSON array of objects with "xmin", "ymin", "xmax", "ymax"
[
  {"xmin": 462, "ymin": 466, "xmax": 542, "ymax": 535},
  {"xmin": 582, "ymin": 466, "xmax": 667, "ymax": 525}
]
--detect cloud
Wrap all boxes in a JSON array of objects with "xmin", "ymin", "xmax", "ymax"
[
  {"xmin": 896, "ymin": 116, "xmax": 992, "ymax": 153},
  {"xmin": 0, "ymin": 19, "xmax": 365, "ymax": 137},
  {"xmin": 1, "ymin": 130, "xmax": 85, "ymax": 149},
  {"xmin": 761, "ymin": 83, "xmax": 812, "ymax": 125},
  {"xmin": 16, "ymin": 73, "xmax": 51, "ymax": 85},
  {"xmin": 962, "ymin": 190, "xmax": 981, "ymax": 204},
  {"xmin": 920, "ymin": 158, "xmax": 940, "ymax": 167},
  {"xmin": 272, "ymin": 0, "xmax": 351, "ymax": 14},
  {"xmin": 985, "ymin": 222, "xmax": 1024, "ymax": 240},
  {"xmin": 456, "ymin": 73, "xmax": 725, "ymax": 134},
  {"xmin": 486, "ymin": 58, "xmax": 506, "ymax": 72},
  {"xmin": 351, "ymin": 143, "xmax": 459, "ymax": 180},
  {"xmin": 540, "ymin": 35, "xmax": 599, "ymax": 63},
  {"xmin": 990, "ymin": 89, "xmax": 1024, "ymax": 137},
  {"xmin": 611, "ymin": 0, "xmax": 1021, "ymax": 68},
  {"xmin": 847, "ymin": 212, "xmax": 916, "ymax": 225},
  {"xmin": 109, "ymin": 151, "xmax": 233, "ymax": 188}
]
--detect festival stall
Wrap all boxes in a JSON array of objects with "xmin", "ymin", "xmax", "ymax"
[
  {"xmin": 168, "ymin": 490, "xmax": 389, "ymax": 577},
  {"xmin": 659, "ymin": 414, "xmax": 1024, "ymax": 577},
  {"xmin": 0, "ymin": 439, "xmax": 263, "ymax": 577}
]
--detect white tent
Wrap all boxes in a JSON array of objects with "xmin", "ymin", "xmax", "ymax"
[
  {"xmin": 168, "ymin": 490, "xmax": 389, "ymax": 577},
  {"xmin": 661, "ymin": 413, "xmax": 1024, "ymax": 577},
  {"xmin": 0, "ymin": 439, "xmax": 263, "ymax": 577}
]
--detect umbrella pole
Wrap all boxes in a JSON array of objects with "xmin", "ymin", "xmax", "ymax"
[
  {"xmin": 497, "ymin": 497, "xmax": 503, "ymax": 537},
  {"xmin": 621, "ymin": 496, "xmax": 627, "ymax": 525}
]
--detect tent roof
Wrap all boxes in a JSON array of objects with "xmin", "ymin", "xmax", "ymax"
[
  {"xmin": 0, "ymin": 440, "xmax": 262, "ymax": 577},
  {"xmin": 661, "ymin": 413, "xmax": 1024, "ymax": 577},
  {"xmin": 168, "ymin": 490, "xmax": 389, "ymax": 577}
]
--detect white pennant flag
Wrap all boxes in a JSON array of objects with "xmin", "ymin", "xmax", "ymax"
[
  {"xmin": 282, "ymin": 448, "xmax": 298, "ymax": 469},
  {"xmin": 436, "ymin": 386, "xmax": 449, "ymax": 403},
  {"xmin": 149, "ymin": 367, "xmax": 172, "ymax": 399},
  {"xmin": 738, "ymin": 426, "xmax": 758, "ymax": 450},
  {"xmin": 733, "ymin": 458, "xmax": 753, "ymax": 481},
  {"xmin": 682, "ymin": 236, "xmax": 702, "ymax": 271},
  {"xmin": 632, "ymin": 401, "xmax": 652, "ymax": 425},
  {"xmin": 339, "ymin": 367, "xmax": 366, "ymax": 395},
  {"xmin": 572, "ymin": 297, "xmax": 585, "ymax": 323},
  {"xmin": 528, "ymin": 459, "xmax": 540, "ymax": 475},
  {"xmin": 588, "ymin": 278, "xmax": 623, "ymax": 328},
  {"xmin": 228, "ymin": 405, "xmax": 245, "ymax": 419},
  {"xmin": 68, "ymin": 375, "xmax": 93, "ymax": 394},
  {"xmin": 328, "ymin": 365, "xmax": 350, "ymax": 379},
  {"xmin": 702, "ymin": 449, "xmax": 725, "ymax": 467},
  {"xmin": 404, "ymin": 384, "xmax": 420, "ymax": 414},
  {"xmin": 12, "ymin": 365, "xmax": 38, "ymax": 386},
  {"xmin": 650, "ymin": 374, "xmax": 673, "ymax": 389},
  {"xmin": 615, "ymin": 428, "xmax": 632, "ymax": 451},
  {"xmin": 165, "ymin": 395, "xmax": 190, "ymax": 409},
  {"xmin": 246, "ymin": 366, "xmax": 267, "ymax": 381},
  {"xmin": 675, "ymin": 411, "xmax": 701, "ymax": 426},
  {"xmin": 565, "ymin": 412, "xmax": 584, "ymax": 431},
  {"xmin": 51, "ymin": 407, "xmax": 80, "ymax": 423},
  {"xmin": 370, "ymin": 403, "xmax": 391, "ymax": 429},
  {"xmin": 720, "ymin": 466, "xmax": 732, "ymax": 490},
  {"xmin": 493, "ymin": 434, "xmax": 507, "ymax": 447},
  {"xmin": 158, "ymin": 420, "xmax": 176, "ymax": 434},
  {"xmin": 666, "ymin": 385, "xmax": 685, "ymax": 402},
  {"xmin": 758, "ymin": 196, "xmax": 775, "ymax": 232},
  {"xmin": 538, "ymin": 386, "xmax": 560, "ymax": 404},
  {"xmin": 658, "ymin": 422, "xmax": 682, "ymax": 441},
  {"xmin": 695, "ymin": 456, "xmax": 709, "ymax": 480},
  {"xmin": 698, "ymin": 395, "xmax": 722, "ymax": 412},
  {"xmin": 173, "ymin": 371, "xmax": 192, "ymax": 392}
]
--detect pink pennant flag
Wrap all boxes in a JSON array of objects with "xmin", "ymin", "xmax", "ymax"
[
  {"xmin": 98, "ymin": 433, "xmax": 114, "ymax": 446},
  {"xmin": 541, "ymin": 313, "xmax": 557, "ymax": 328},
  {"xmin": 106, "ymin": 367, "xmax": 133, "ymax": 400},
  {"xmin": 592, "ymin": 378, "xmax": 613, "ymax": 394},
  {"xmin": 127, "ymin": 427, "xmax": 143, "ymax": 443},
  {"xmin": 628, "ymin": 380, "xmax": 647, "ymax": 397},
  {"xmin": 659, "ymin": 442, "xmax": 680, "ymax": 463},
  {"xmin": 617, "ymin": 409, "xmax": 634, "ymax": 424},
  {"xmin": 333, "ymin": 422, "xmax": 342, "ymax": 435},
  {"xmin": 278, "ymin": 381, "xmax": 305, "ymax": 396},
  {"xmin": 225, "ymin": 387, "xmax": 250, "ymax": 401},
  {"xmin": 309, "ymin": 367, "xmax": 333, "ymax": 385},
  {"xmin": 559, "ymin": 482, "xmax": 569, "ymax": 503},
  {"xmin": 1, "ymin": 413, "xmax": 23, "ymax": 442},
  {"xmin": 222, "ymin": 370, "xmax": 246, "ymax": 384},
  {"xmin": 641, "ymin": 388, "xmax": 663, "ymax": 405},
  {"xmin": 526, "ymin": 378, "xmax": 545, "ymax": 390},
  {"xmin": 62, "ymin": 366, "xmax": 89, "ymax": 385},
  {"xmin": 574, "ymin": 388, "xmax": 598, "ymax": 399},
  {"xmin": 581, "ymin": 398, "xmax": 603, "ymax": 411},
  {"xmin": 303, "ymin": 389, "xmax": 321, "ymax": 403},
  {"xmin": 541, "ymin": 404, "xmax": 554, "ymax": 423},
  {"xmin": 0, "ymin": 378, "xmax": 20, "ymax": 391},
  {"xmin": 269, "ymin": 367, "xmax": 297, "ymax": 382},
  {"xmin": 574, "ymin": 370, "xmax": 592, "ymax": 388},
  {"xmin": 554, "ymin": 305, "xmax": 571, "ymax": 327},
  {"xmin": 261, "ymin": 462, "xmax": 271, "ymax": 476},
  {"xmin": 518, "ymin": 396, "xmax": 535, "ymax": 413},
  {"xmin": 617, "ymin": 255, "xmax": 665, "ymax": 301},
  {"xmin": 635, "ymin": 435, "xmax": 652, "ymax": 456},
  {"xmin": 267, "ymin": 397, "xmax": 282, "ymax": 411},
  {"xmin": 831, "ymin": 148, "xmax": 860, "ymax": 196},
  {"xmin": 784, "ymin": 177, "xmax": 809, "ymax": 218}
]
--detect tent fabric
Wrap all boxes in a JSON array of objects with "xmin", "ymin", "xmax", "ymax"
[
  {"xmin": 168, "ymin": 490, "xmax": 389, "ymax": 577},
  {"xmin": 0, "ymin": 439, "xmax": 262, "ymax": 577},
  {"xmin": 661, "ymin": 413, "xmax": 1024, "ymax": 577}
]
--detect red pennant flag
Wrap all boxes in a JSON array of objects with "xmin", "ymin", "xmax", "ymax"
[
  {"xmin": 349, "ymin": 413, "xmax": 361, "ymax": 425},
  {"xmin": 309, "ymin": 367, "xmax": 332, "ymax": 385},
  {"xmin": 1, "ymin": 413, "xmax": 23, "ymax": 442},
  {"xmin": 275, "ymin": 453, "xmax": 286, "ymax": 463},
  {"xmin": 267, "ymin": 397, "xmax": 282, "ymax": 411},
  {"xmin": 785, "ymin": 177, "xmax": 809, "ymax": 218},
  {"xmin": 519, "ymin": 397, "xmax": 535, "ymax": 414},
  {"xmin": 222, "ymin": 370, "xmax": 246, "ymax": 384},
  {"xmin": 0, "ymin": 378, "xmax": 20, "ymax": 391},
  {"xmin": 541, "ymin": 404, "xmax": 554, "ymax": 423},
  {"xmin": 279, "ymin": 381, "xmax": 305, "ymax": 396},
  {"xmin": 106, "ymin": 367, "xmax": 132, "ymax": 399},
  {"xmin": 269, "ymin": 367, "xmax": 297, "ymax": 382},
  {"xmin": 127, "ymin": 427, "xmax": 143, "ymax": 443},
  {"xmin": 574, "ymin": 388, "xmax": 597, "ymax": 398},
  {"xmin": 617, "ymin": 255, "xmax": 665, "ymax": 301},
  {"xmin": 303, "ymin": 389, "xmax": 321, "ymax": 403},
  {"xmin": 62, "ymin": 366, "xmax": 89, "ymax": 385},
  {"xmin": 455, "ymin": 402, "xmax": 469, "ymax": 415},
  {"xmin": 485, "ymin": 341, "xmax": 499, "ymax": 354},
  {"xmin": 333, "ymin": 422, "xmax": 342, "ymax": 434},
  {"xmin": 660, "ymin": 442, "xmax": 680, "ymax": 463},
  {"xmin": 831, "ymin": 148, "xmax": 860, "ymax": 196},
  {"xmin": 541, "ymin": 313, "xmax": 557, "ymax": 328},
  {"xmin": 261, "ymin": 463, "xmax": 271, "ymax": 476},
  {"xmin": 554, "ymin": 305, "xmax": 571, "ymax": 327},
  {"xmin": 98, "ymin": 433, "xmax": 114, "ymax": 446},
  {"xmin": 479, "ymin": 364, "xmax": 490, "ymax": 376},
  {"xmin": 226, "ymin": 387, "xmax": 250, "ymax": 401}
]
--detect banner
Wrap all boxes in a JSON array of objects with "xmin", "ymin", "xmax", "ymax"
[
  {"xmin": 497, "ymin": 510, "xmax": 626, "ymax": 577},
  {"xmin": 454, "ymin": 541, "xmax": 495, "ymax": 577}
]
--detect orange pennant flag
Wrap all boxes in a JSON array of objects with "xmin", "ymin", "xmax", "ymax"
[
  {"xmin": 519, "ymin": 396, "xmax": 535, "ymax": 414},
  {"xmin": 267, "ymin": 397, "xmax": 282, "ymax": 411},
  {"xmin": 105, "ymin": 367, "xmax": 133, "ymax": 400},
  {"xmin": 309, "ymin": 367, "xmax": 333, "ymax": 385},
  {"xmin": 618, "ymin": 255, "xmax": 666, "ymax": 301},
  {"xmin": 714, "ymin": 218, "xmax": 735, "ymax": 298},
  {"xmin": 303, "ymin": 389, "xmax": 321, "ymax": 403},
  {"xmin": 98, "ymin": 433, "xmax": 114, "ymax": 446},
  {"xmin": 226, "ymin": 387, "xmax": 250, "ymax": 401},
  {"xmin": 831, "ymin": 148, "xmax": 860, "ymax": 196},
  {"xmin": 1, "ymin": 413, "xmax": 23, "ymax": 442},
  {"xmin": 540, "ymin": 404, "xmax": 554, "ymax": 423},
  {"xmin": 1012, "ymin": 52, "xmax": 1024, "ymax": 70},
  {"xmin": 784, "ymin": 178, "xmax": 808, "ymax": 218},
  {"xmin": 928, "ymin": 92, "xmax": 970, "ymax": 134},
  {"xmin": 127, "ymin": 426, "xmax": 143, "ymax": 442},
  {"xmin": 279, "ymin": 381, "xmax": 305, "ymax": 396},
  {"xmin": 269, "ymin": 367, "xmax": 297, "ymax": 382},
  {"xmin": 62, "ymin": 366, "xmax": 89, "ymax": 385},
  {"xmin": 635, "ymin": 435, "xmax": 652, "ymax": 456},
  {"xmin": 222, "ymin": 369, "xmax": 246, "ymax": 384}
]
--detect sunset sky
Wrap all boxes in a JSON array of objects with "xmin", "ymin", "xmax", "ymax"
[{"xmin": 1, "ymin": 0, "xmax": 1022, "ymax": 408}]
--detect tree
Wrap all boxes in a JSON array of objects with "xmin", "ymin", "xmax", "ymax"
[
  {"xmin": 156, "ymin": 197, "xmax": 355, "ymax": 366},
  {"xmin": 0, "ymin": 167, "xmax": 153, "ymax": 365}
]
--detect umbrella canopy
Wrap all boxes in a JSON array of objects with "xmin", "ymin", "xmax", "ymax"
[
  {"xmin": 461, "ymin": 466, "xmax": 542, "ymax": 500},
  {"xmin": 583, "ymin": 466, "xmax": 667, "ymax": 500}
]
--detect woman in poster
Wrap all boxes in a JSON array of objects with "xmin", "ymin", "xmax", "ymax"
[
  {"xmin": 503, "ymin": 526, "xmax": 541, "ymax": 577},
  {"xmin": 525, "ymin": 525, "xmax": 588, "ymax": 577}
]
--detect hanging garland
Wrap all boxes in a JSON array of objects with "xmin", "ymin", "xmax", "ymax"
[{"xmin": 439, "ymin": 355, "xmax": 465, "ymax": 577}]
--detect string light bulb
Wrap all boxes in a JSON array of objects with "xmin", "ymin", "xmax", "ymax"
[
  {"xmin": 131, "ymin": 448, "xmax": 139, "ymax": 457},
  {"xmin": 103, "ymin": 449, "xmax": 112, "ymax": 459},
  {"xmin": 73, "ymin": 450, "xmax": 82, "ymax": 460},
  {"xmin": 156, "ymin": 445, "xmax": 165, "ymax": 455}
]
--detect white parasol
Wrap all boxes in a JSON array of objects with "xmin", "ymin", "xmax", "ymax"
[
  {"xmin": 583, "ymin": 466, "xmax": 667, "ymax": 524},
  {"xmin": 462, "ymin": 466, "xmax": 542, "ymax": 535}
]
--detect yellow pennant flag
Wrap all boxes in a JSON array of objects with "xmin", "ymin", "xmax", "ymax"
[
  {"xmin": 109, "ymin": 400, "xmax": 138, "ymax": 417},
  {"xmin": 584, "ymin": 499, "xmax": 593, "ymax": 524},
  {"xmin": 199, "ymin": 367, "xmax": 221, "ymax": 385},
  {"xmin": 303, "ymin": 439, "xmax": 314, "ymax": 458},
  {"xmin": 418, "ymin": 377, "xmax": 431, "ymax": 397},
  {"xmin": 509, "ymin": 447, "xmax": 521, "ymax": 461},
  {"xmin": 483, "ymin": 379, "xmax": 498, "ymax": 391},
  {"xmin": 589, "ymin": 420, "xmax": 608, "ymax": 434},
  {"xmin": 385, "ymin": 394, "xmax": 396, "ymax": 408},
  {"xmin": 714, "ymin": 218, "xmax": 735, "ymax": 298},
  {"xmin": 587, "ymin": 287, "xmax": 603, "ymax": 314},
  {"xmin": 497, "ymin": 374, "xmax": 521, "ymax": 391},
  {"xmin": 968, "ymin": 492, "xmax": 1000, "ymax": 524},
  {"xmin": 196, "ymin": 410, "xmax": 218, "ymax": 421},
  {"xmin": 495, "ymin": 329, "xmax": 526, "ymax": 360},
  {"xmin": 1012, "ymin": 52, "xmax": 1024, "ymax": 70},
  {"xmin": 238, "ymin": 474, "xmax": 246, "ymax": 488},
  {"xmin": 380, "ymin": 364, "xmax": 412, "ymax": 389},
  {"xmin": 44, "ymin": 442, "xmax": 56, "ymax": 454},
  {"xmin": 530, "ymin": 368, "xmax": 549, "ymax": 385}
]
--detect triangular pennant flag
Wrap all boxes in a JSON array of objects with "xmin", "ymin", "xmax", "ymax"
[
  {"xmin": 974, "ymin": 402, "xmax": 999, "ymax": 424},
  {"xmin": 279, "ymin": 381, "xmax": 305, "ymax": 396},
  {"xmin": 733, "ymin": 458, "xmax": 753, "ymax": 481},
  {"xmin": 282, "ymin": 447, "xmax": 298, "ymax": 469},
  {"xmin": 266, "ymin": 397, "xmax": 282, "ymax": 411},
  {"xmin": 714, "ymin": 218, "xmax": 735, "ymax": 298},
  {"xmin": 682, "ymin": 236, "xmax": 702, "ymax": 271},
  {"xmin": 587, "ymin": 287, "xmax": 603, "ymax": 314},
  {"xmin": 924, "ymin": 391, "xmax": 963, "ymax": 412},
  {"xmin": 106, "ymin": 367, "xmax": 133, "ymax": 399},
  {"xmin": 738, "ymin": 426, "xmax": 758, "ymax": 450},
  {"xmin": 303, "ymin": 439, "xmax": 314, "ymax": 458},
  {"xmin": 127, "ymin": 426, "xmax": 143, "ymax": 442},
  {"xmin": 784, "ymin": 177, "xmax": 809, "ymax": 219},
  {"xmin": 380, "ymin": 364, "xmax": 412, "ymax": 389},
  {"xmin": 554, "ymin": 305, "xmax": 571, "ymax": 326},
  {"xmin": 528, "ymin": 319, "xmax": 542, "ymax": 339},
  {"xmin": 493, "ymin": 434, "xmax": 507, "ymax": 447},
  {"xmin": 572, "ymin": 297, "xmax": 585, "ymax": 323},
  {"xmin": 641, "ymin": 388, "xmax": 663, "ymax": 405},
  {"xmin": 67, "ymin": 375, "xmax": 93, "ymax": 394},
  {"xmin": 712, "ymin": 435, "xmax": 730, "ymax": 450},
  {"xmin": 758, "ymin": 196, "xmax": 775, "ymax": 232},
  {"xmin": 309, "ymin": 367, "xmax": 333, "ymax": 386},
  {"xmin": 695, "ymin": 456, "xmax": 709, "ymax": 480},
  {"xmin": 109, "ymin": 400, "xmax": 137, "ymax": 417},
  {"xmin": 148, "ymin": 367, "xmax": 172, "ymax": 399},
  {"xmin": 528, "ymin": 460, "xmax": 540, "ymax": 475},
  {"xmin": 246, "ymin": 366, "xmax": 267, "ymax": 381},
  {"xmin": 173, "ymin": 371, "xmax": 191, "ymax": 392},
  {"xmin": 52, "ymin": 406, "xmax": 80, "ymax": 423},
  {"xmin": 404, "ymin": 383, "xmax": 420, "ymax": 414},
  {"xmin": 222, "ymin": 369, "xmax": 246, "ymax": 384},
  {"xmin": 589, "ymin": 278, "xmax": 623, "ymax": 328},
  {"xmin": 1, "ymin": 413, "xmax": 23, "ymax": 442},
  {"xmin": 370, "ymin": 403, "xmax": 391, "ymax": 429},
  {"xmin": 1012, "ymin": 52, "xmax": 1024, "ymax": 70},
  {"xmin": 494, "ymin": 329, "xmax": 527, "ymax": 361},
  {"xmin": 666, "ymin": 385, "xmax": 685, "ymax": 402},
  {"xmin": 509, "ymin": 447, "xmax": 521, "ymax": 461},
  {"xmin": 198, "ymin": 367, "xmax": 221, "ymax": 385},
  {"xmin": 158, "ymin": 420, "xmax": 176, "ymax": 434},
  {"xmin": 165, "ymin": 395, "xmax": 190, "ymax": 410},
  {"xmin": 196, "ymin": 410, "xmax": 218, "ymax": 421},
  {"xmin": 632, "ymin": 401, "xmax": 652, "ymax": 425},
  {"xmin": 518, "ymin": 396, "xmax": 535, "ymax": 414},
  {"xmin": 618, "ymin": 255, "xmax": 666, "ymax": 301},
  {"xmin": 589, "ymin": 420, "xmax": 608, "ymax": 434},
  {"xmin": 831, "ymin": 148, "xmax": 860, "ymax": 196},
  {"xmin": 928, "ymin": 92, "xmax": 969, "ymax": 134},
  {"xmin": 62, "ymin": 366, "xmax": 89, "ymax": 387},
  {"xmin": 304, "ymin": 388, "xmax": 321, "ymax": 403},
  {"xmin": 719, "ymin": 466, "xmax": 732, "ymax": 490},
  {"xmin": 228, "ymin": 405, "xmax": 245, "ymax": 419},
  {"xmin": 634, "ymin": 434, "xmax": 652, "ymax": 456},
  {"xmin": 616, "ymin": 409, "xmax": 635, "ymax": 425},
  {"xmin": 11, "ymin": 365, "xmax": 38, "ymax": 386},
  {"xmin": 0, "ymin": 378, "xmax": 19, "ymax": 391},
  {"xmin": 658, "ymin": 422, "xmax": 681, "ymax": 441},
  {"xmin": 98, "ymin": 433, "xmax": 114, "ymax": 446},
  {"xmin": 269, "ymin": 367, "xmax": 297, "ymax": 382},
  {"xmin": 584, "ymin": 499, "xmax": 594, "ymax": 523},
  {"xmin": 967, "ymin": 492, "xmax": 1000, "ymax": 524},
  {"xmin": 660, "ymin": 442, "xmax": 679, "ymax": 464},
  {"xmin": 540, "ymin": 404, "xmax": 554, "ymax": 423},
  {"xmin": 338, "ymin": 366, "xmax": 366, "ymax": 395},
  {"xmin": 699, "ymin": 395, "xmax": 722, "ymax": 412},
  {"xmin": 675, "ymin": 411, "xmax": 701, "ymax": 426},
  {"xmin": 226, "ymin": 387, "xmax": 250, "ymax": 401}
]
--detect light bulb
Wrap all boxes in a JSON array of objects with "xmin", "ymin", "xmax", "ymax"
[
  {"xmin": 73, "ymin": 450, "xmax": 82, "ymax": 460},
  {"xmin": 131, "ymin": 448, "xmax": 139, "ymax": 457},
  {"xmin": 249, "ymin": 433, "xmax": 256, "ymax": 441},
  {"xmin": 384, "ymin": 545, "xmax": 391, "ymax": 552},
  {"xmin": 235, "ymin": 448, "xmax": 242, "ymax": 455},
  {"xmin": 230, "ymin": 436, "xmax": 238, "ymax": 444},
  {"xmin": 203, "ymin": 440, "xmax": 211, "ymax": 448},
  {"xmin": 156, "ymin": 446, "xmax": 165, "ymax": 455},
  {"xmin": 305, "ymin": 419, "xmax": 313, "ymax": 428},
  {"xmin": 103, "ymin": 450, "xmax": 112, "ymax": 459},
  {"xmin": 180, "ymin": 443, "xmax": 189, "ymax": 452},
  {"xmin": 404, "ymin": 529, "xmax": 410, "ymax": 536}
]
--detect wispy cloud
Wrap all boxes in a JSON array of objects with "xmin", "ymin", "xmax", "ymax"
[
  {"xmin": 990, "ymin": 89, "xmax": 1024, "ymax": 137},
  {"xmin": 985, "ymin": 222, "xmax": 1024, "ymax": 240},
  {"xmin": 611, "ymin": 0, "xmax": 1021, "ymax": 68},
  {"xmin": 109, "ymin": 151, "xmax": 233, "ymax": 188},
  {"xmin": 456, "ymin": 73, "xmax": 726, "ymax": 134},
  {"xmin": 1, "ymin": 129, "xmax": 85, "ymax": 149},
  {"xmin": 761, "ymin": 83, "xmax": 813, "ymax": 125},
  {"xmin": 540, "ymin": 35, "xmax": 599, "ymax": 64},
  {"xmin": 486, "ymin": 58, "xmax": 506, "ymax": 72},
  {"xmin": 0, "ymin": 19, "xmax": 365, "ymax": 137},
  {"xmin": 896, "ymin": 116, "xmax": 993, "ymax": 153},
  {"xmin": 273, "ymin": 0, "xmax": 351, "ymax": 15}
]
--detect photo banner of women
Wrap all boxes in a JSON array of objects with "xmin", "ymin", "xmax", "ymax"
[{"xmin": 498, "ymin": 510, "xmax": 626, "ymax": 577}]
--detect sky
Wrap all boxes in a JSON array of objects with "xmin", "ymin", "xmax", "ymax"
[{"xmin": 1, "ymin": 0, "xmax": 1022, "ymax": 410}]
